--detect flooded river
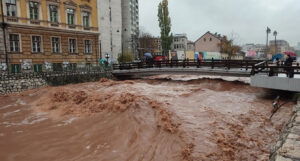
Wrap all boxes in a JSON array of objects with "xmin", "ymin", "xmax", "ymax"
[{"xmin": 0, "ymin": 75, "xmax": 294, "ymax": 161}]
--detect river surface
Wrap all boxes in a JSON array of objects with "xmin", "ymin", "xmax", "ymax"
[{"xmin": 0, "ymin": 75, "xmax": 294, "ymax": 161}]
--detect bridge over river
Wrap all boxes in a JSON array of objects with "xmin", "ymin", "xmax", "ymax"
[{"xmin": 113, "ymin": 59, "xmax": 300, "ymax": 92}]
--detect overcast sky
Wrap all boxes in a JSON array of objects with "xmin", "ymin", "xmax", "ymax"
[{"xmin": 139, "ymin": 0, "xmax": 300, "ymax": 46}]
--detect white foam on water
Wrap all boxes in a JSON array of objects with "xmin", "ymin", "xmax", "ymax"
[
  {"xmin": 56, "ymin": 117, "xmax": 78, "ymax": 127},
  {"xmin": 0, "ymin": 104, "xmax": 13, "ymax": 110},
  {"xmin": 2, "ymin": 113, "xmax": 48, "ymax": 127},
  {"xmin": 16, "ymin": 99, "xmax": 27, "ymax": 105},
  {"xmin": 3, "ymin": 109, "xmax": 21, "ymax": 118}
]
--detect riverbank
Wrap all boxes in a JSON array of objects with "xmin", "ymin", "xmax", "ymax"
[{"xmin": 270, "ymin": 99, "xmax": 300, "ymax": 161}]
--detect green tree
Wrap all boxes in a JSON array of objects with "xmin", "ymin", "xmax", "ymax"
[
  {"xmin": 158, "ymin": 0, "xmax": 172, "ymax": 56},
  {"xmin": 118, "ymin": 50, "xmax": 134, "ymax": 63},
  {"xmin": 218, "ymin": 36, "xmax": 241, "ymax": 57}
]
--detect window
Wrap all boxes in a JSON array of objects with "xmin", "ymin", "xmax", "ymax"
[
  {"xmin": 9, "ymin": 34, "xmax": 20, "ymax": 52},
  {"xmin": 67, "ymin": 8, "xmax": 75, "ymax": 25},
  {"xmin": 84, "ymin": 40, "xmax": 92, "ymax": 54},
  {"xmin": 11, "ymin": 64, "xmax": 21, "ymax": 73},
  {"xmin": 69, "ymin": 63, "xmax": 77, "ymax": 71},
  {"xmin": 6, "ymin": 0, "xmax": 17, "ymax": 17},
  {"xmin": 49, "ymin": 5, "xmax": 58, "ymax": 23},
  {"xmin": 34, "ymin": 64, "xmax": 42, "ymax": 72},
  {"xmin": 204, "ymin": 38, "xmax": 206, "ymax": 42},
  {"xmin": 51, "ymin": 37, "xmax": 60, "ymax": 53},
  {"xmin": 210, "ymin": 38, "xmax": 212, "ymax": 41},
  {"xmin": 82, "ymin": 11, "xmax": 90, "ymax": 27},
  {"xmin": 29, "ymin": 1, "xmax": 39, "ymax": 20},
  {"xmin": 32, "ymin": 36, "xmax": 41, "ymax": 53},
  {"xmin": 69, "ymin": 38, "xmax": 76, "ymax": 53},
  {"xmin": 53, "ymin": 63, "xmax": 62, "ymax": 71}
]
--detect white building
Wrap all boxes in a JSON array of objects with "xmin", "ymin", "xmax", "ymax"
[
  {"xmin": 122, "ymin": 0, "xmax": 139, "ymax": 59},
  {"xmin": 98, "ymin": 0, "xmax": 122, "ymax": 62},
  {"xmin": 242, "ymin": 43, "xmax": 266, "ymax": 58},
  {"xmin": 171, "ymin": 34, "xmax": 188, "ymax": 51},
  {"xmin": 98, "ymin": 0, "xmax": 139, "ymax": 62}
]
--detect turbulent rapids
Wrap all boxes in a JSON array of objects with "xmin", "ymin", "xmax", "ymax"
[{"xmin": 0, "ymin": 75, "xmax": 294, "ymax": 161}]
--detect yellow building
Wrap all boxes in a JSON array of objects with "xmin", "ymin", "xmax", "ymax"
[{"xmin": 0, "ymin": 0, "xmax": 99, "ymax": 73}]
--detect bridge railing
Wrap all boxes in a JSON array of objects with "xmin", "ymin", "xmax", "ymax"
[
  {"xmin": 251, "ymin": 61, "xmax": 300, "ymax": 77},
  {"xmin": 113, "ymin": 59, "xmax": 265, "ymax": 71}
]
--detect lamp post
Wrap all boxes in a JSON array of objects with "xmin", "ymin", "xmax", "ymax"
[
  {"xmin": 105, "ymin": 53, "xmax": 110, "ymax": 62},
  {"xmin": 266, "ymin": 27, "xmax": 271, "ymax": 57},
  {"xmin": 105, "ymin": 53, "xmax": 110, "ymax": 67},
  {"xmin": 0, "ymin": 0, "xmax": 9, "ymax": 73},
  {"xmin": 273, "ymin": 31, "xmax": 278, "ymax": 54}
]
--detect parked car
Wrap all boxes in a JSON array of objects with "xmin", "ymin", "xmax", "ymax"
[{"xmin": 154, "ymin": 56, "xmax": 168, "ymax": 61}]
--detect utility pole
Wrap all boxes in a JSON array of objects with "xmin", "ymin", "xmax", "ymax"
[{"xmin": 0, "ymin": 0, "xmax": 9, "ymax": 73}]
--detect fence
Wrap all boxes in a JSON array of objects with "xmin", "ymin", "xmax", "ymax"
[
  {"xmin": 251, "ymin": 61, "xmax": 300, "ymax": 77},
  {"xmin": 113, "ymin": 59, "xmax": 265, "ymax": 71}
]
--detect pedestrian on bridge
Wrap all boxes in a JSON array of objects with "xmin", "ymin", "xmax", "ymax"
[{"xmin": 285, "ymin": 55, "xmax": 294, "ymax": 78}]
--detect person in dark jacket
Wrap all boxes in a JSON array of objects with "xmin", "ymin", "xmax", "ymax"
[{"xmin": 285, "ymin": 55, "xmax": 294, "ymax": 78}]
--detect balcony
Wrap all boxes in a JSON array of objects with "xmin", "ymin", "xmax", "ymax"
[
  {"xmin": 6, "ymin": 17, "xmax": 18, "ymax": 22},
  {"xmin": 30, "ymin": 20, "xmax": 41, "ymax": 25}
]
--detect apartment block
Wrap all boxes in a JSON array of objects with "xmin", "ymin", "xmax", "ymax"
[
  {"xmin": 0, "ymin": 0, "xmax": 99, "ymax": 73},
  {"xmin": 122, "ymin": 0, "xmax": 139, "ymax": 59},
  {"xmin": 98, "ymin": 0, "xmax": 122, "ymax": 62}
]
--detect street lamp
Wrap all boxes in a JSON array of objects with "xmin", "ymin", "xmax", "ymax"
[
  {"xmin": 266, "ymin": 27, "xmax": 271, "ymax": 57},
  {"xmin": 105, "ymin": 53, "xmax": 110, "ymax": 67},
  {"xmin": 105, "ymin": 53, "xmax": 110, "ymax": 62},
  {"xmin": 273, "ymin": 31, "xmax": 278, "ymax": 54}
]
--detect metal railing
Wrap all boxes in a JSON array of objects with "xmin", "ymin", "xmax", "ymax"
[
  {"xmin": 113, "ymin": 59, "xmax": 265, "ymax": 71},
  {"xmin": 251, "ymin": 61, "xmax": 300, "ymax": 77}
]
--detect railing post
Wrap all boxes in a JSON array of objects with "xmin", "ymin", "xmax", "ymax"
[
  {"xmin": 183, "ymin": 59, "xmax": 186, "ymax": 68},
  {"xmin": 211, "ymin": 58, "xmax": 214, "ymax": 69},
  {"xmin": 250, "ymin": 65, "xmax": 255, "ymax": 75},
  {"xmin": 246, "ymin": 61, "xmax": 248, "ymax": 71},
  {"xmin": 197, "ymin": 59, "xmax": 200, "ymax": 68}
]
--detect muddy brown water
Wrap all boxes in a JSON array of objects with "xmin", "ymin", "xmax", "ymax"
[{"xmin": 0, "ymin": 75, "xmax": 294, "ymax": 161}]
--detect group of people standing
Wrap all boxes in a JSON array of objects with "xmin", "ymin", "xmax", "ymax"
[{"xmin": 273, "ymin": 55, "xmax": 295, "ymax": 78}]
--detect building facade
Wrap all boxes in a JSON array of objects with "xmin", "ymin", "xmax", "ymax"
[
  {"xmin": 98, "ymin": 0, "xmax": 122, "ymax": 62},
  {"xmin": 171, "ymin": 34, "xmax": 188, "ymax": 52},
  {"xmin": 187, "ymin": 41, "xmax": 195, "ymax": 51},
  {"xmin": 122, "ymin": 0, "xmax": 139, "ymax": 59},
  {"xmin": 269, "ymin": 40, "xmax": 292, "ymax": 53},
  {"xmin": 139, "ymin": 36, "xmax": 161, "ymax": 57},
  {"xmin": 0, "ymin": 0, "xmax": 99, "ymax": 73},
  {"xmin": 242, "ymin": 43, "xmax": 266, "ymax": 58},
  {"xmin": 195, "ymin": 31, "xmax": 221, "ymax": 52}
]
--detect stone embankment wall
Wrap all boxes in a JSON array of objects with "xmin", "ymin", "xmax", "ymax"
[
  {"xmin": 270, "ymin": 99, "xmax": 300, "ymax": 161},
  {"xmin": 0, "ymin": 71, "xmax": 113, "ymax": 95},
  {"xmin": 0, "ymin": 78, "xmax": 47, "ymax": 95}
]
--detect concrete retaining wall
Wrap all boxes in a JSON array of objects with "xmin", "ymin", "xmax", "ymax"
[
  {"xmin": 251, "ymin": 75, "xmax": 300, "ymax": 92},
  {"xmin": 270, "ymin": 100, "xmax": 300, "ymax": 161}
]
